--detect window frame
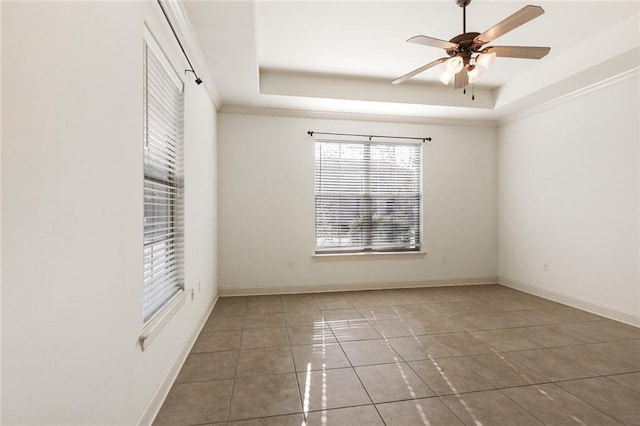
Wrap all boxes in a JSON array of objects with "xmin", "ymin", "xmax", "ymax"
[
  {"xmin": 314, "ymin": 138, "xmax": 424, "ymax": 255},
  {"xmin": 139, "ymin": 26, "xmax": 186, "ymax": 350}
]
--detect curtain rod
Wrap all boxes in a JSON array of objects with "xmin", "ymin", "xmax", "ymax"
[
  {"xmin": 157, "ymin": 0, "xmax": 203, "ymax": 85},
  {"xmin": 307, "ymin": 131, "xmax": 431, "ymax": 143}
]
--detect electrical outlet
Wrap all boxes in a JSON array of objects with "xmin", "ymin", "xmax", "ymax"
[
  {"xmin": 442, "ymin": 255, "xmax": 447, "ymax": 264},
  {"xmin": 288, "ymin": 259, "xmax": 294, "ymax": 269},
  {"xmin": 543, "ymin": 263, "xmax": 549, "ymax": 272}
]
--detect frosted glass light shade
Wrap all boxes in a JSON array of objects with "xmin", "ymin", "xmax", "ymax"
[
  {"xmin": 446, "ymin": 56, "xmax": 464, "ymax": 73},
  {"xmin": 477, "ymin": 52, "xmax": 496, "ymax": 69},
  {"xmin": 468, "ymin": 66, "xmax": 482, "ymax": 83},
  {"xmin": 439, "ymin": 70, "xmax": 454, "ymax": 85}
]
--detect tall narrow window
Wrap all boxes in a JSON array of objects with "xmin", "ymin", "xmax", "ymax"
[
  {"xmin": 315, "ymin": 140, "xmax": 422, "ymax": 254},
  {"xmin": 142, "ymin": 34, "xmax": 184, "ymax": 325}
]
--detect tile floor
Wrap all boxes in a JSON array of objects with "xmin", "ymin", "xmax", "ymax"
[{"xmin": 154, "ymin": 285, "xmax": 640, "ymax": 425}]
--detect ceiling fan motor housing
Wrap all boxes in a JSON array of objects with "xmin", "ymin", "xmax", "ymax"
[
  {"xmin": 455, "ymin": 0, "xmax": 472, "ymax": 7},
  {"xmin": 446, "ymin": 32, "xmax": 481, "ymax": 58}
]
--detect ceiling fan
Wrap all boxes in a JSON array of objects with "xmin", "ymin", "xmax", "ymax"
[{"xmin": 393, "ymin": 0, "xmax": 551, "ymax": 89}]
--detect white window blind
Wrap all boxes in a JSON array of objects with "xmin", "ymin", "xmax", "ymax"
[
  {"xmin": 315, "ymin": 140, "xmax": 422, "ymax": 254},
  {"xmin": 143, "ymin": 36, "xmax": 184, "ymax": 325}
]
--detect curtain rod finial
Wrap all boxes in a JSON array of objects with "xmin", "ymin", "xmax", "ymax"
[{"xmin": 307, "ymin": 131, "xmax": 314, "ymax": 136}]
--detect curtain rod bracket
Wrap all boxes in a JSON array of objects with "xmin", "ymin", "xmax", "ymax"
[{"xmin": 185, "ymin": 69, "xmax": 202, "ymax": 85}]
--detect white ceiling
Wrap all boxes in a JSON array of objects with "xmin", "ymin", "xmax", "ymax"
[{"xmin": 183, "ymin": 0, "xmax": 640, "ymax": 121}]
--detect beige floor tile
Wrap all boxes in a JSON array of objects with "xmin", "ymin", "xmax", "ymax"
[
  {"xmin": 501, "ymin": 384, "xmax": 621, "ymax": 425},
  {"xmin": 482, "ymin": 298, "xmax": 539, "ymax": 313},
  {"xmin": 558, "ymin": 377, "xmax": 640, "ymax": 425},
  {"xmin": 608, "ymin": 372, "xmax": 640, "ymax": 393},
  {"xmin": 429, "ymin": 287, "xmax": 483, "ymax": 303},
  {"xmin": 215, "ymin": 296, "xmax": 248, "ymax": 306},
  {"xmin": 243, "ymin": 313, "xmax": 286, "ymax": 329},
  {"xmin": 175, "ymin": 351, "xmax": 238, "ymax": 384},
  {"xmin": 355, "ymin": 362, "xmax": 435, "ymax": 403},
  {"xmin": 240, "ymin": 328, "xmax": 289, "ymax": 349},
  {"xmin": 330, "ymin": 320, "xmax": 381, "ymax": 342},
  {"xmin": 432, "ymin": 332, "xmax": 494, "ymax": 356},
  {"xmin": 246, "ymin": 299, "xmax": 283, "ymax": 314},
  {"xmin": 380, "ymin": 292, "xmax": 423, "ymax": 306},
  {"xmin": 393, "ymin": 304, "xmax": 438, "ymax": 319},
  {"xmin": 284, "ymin": 311, "xmax": 324, "ymax": 327},
  {"xmin": 322, "ymin": 308, "xmax": 363, "ymax": 322},
  {"xmin": 556, "ymin": 320, "xmax": 640, "ymax": 343},
  {"xmin": 210, "ymin": 303, "xmax": 247, "ymax": 318},
  {"xmin": 281, "ymin": 296, "xmax": 318, "ymax": 313},
  {"xmin": 368, "ymin": 319, "xmax": 426, "ymax": 338},
  {"xmin": 287, "ymin": 325, "xmax": 336, "ymax": 345},
  {"xmin": 452, "ymin": 311, "xmax": 541, "ymax": 330},
  {"xmin": 291, "ymin": 342, "xmax": 351, "ymax": 371},
  {"xmin": 376, "ymin": 397, "xmax": 463, "ymax": 426},
  {"xmin": 228, "ymin": 373, "xmax": 301, "ymax": 421},
  {"xmin": 409, "ymin": 357, "xmax": 494, "ymax": 395},
  {"xmin": 305, "ymin": 405, "xmax": 384, "ymax": 425},
  {"xmin": 474, "ymin": 329, "xmax": 541, "ymax": 352},
  {"xmin": 192, "ymin": 330, "xmax": 242, "ymax": 353},
  {"xmin": 343, "ymin": 292, "xmax": 387, "ymax": 308},
  {"xmin": 460, "ymin": 353, "xmax": 547, "ymax": 388},
  {"xmin": 506, "ymin": 348, "xmax": 598, "ymax": 381},
  {"xmin": 154, "ymin": 379, "xmax": 233, "ymax": 425},
  {"xmin": 341, "ymin": 339, "xmax": 402, "ymax": 366},
  {"xmin": 313, "ymin": 294, "xmax": 352, "ymax": 310},
  {"xmin": 524, "ymin": 307, "xmax": 602, "ymax": 325},
  {"xmin": 356, "ymin": 306, "xmax": 402, "ymax": 320},
  {"xmin": 551, "ymin": 341, "xmax": 640, "ymax": 375},
  {"xmin": 227, "ymin": 413, "xmax": 303, "ymax": 426},
  {"xmin": 409, "ymin": 316, "xmax": 465, "ymax": 334},
  {"xmin": 512, "ymin": 325, "xmax": 584, "ymax": 348},
  {"xmin": 202, "ymin": 316, "xmax": 245, "ymax": 333},
  {"xmin": 297, "ymin": 367, "xmax": 371, "ymax": 411},
  {"xmin": 386, "ymin": 335, "xmax": 452, "ymax": 361},
  {"xmin": 427, "ymin": 301, "xmax": 486, "ymax": 316},
  {"xmin": 442, "ymin": 390, "xmax": 542, "ymax": 426},
  {"xmin": 235, "ymin": 346, "xmax": 294, "ymax": 377}
]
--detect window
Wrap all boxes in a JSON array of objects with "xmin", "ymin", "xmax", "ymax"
[
  {"xmin": 315, "ymin": 140, "xmax": 422, "ymax": 254},
  {"xmin": 142, "ymin": 32, "xmax": 185, "ymax": 326}
]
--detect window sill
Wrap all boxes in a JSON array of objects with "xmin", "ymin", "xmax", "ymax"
[
  {"xmin": 139, "ymin": 289, "xmax": 186, "ymax": 351},
  {"xmin": 312, "ymin": 251, "xmax": 426, "ymax": 261}
]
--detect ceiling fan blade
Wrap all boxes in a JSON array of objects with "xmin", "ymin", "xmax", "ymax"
[
  {"xmin": 408, "ymin": 35, "xmax": 459, "ymax": 50},
  {"xmin": 453, "ymin": 69, "xmax": 468, "ymax": 90},
  {"xmin": 392, "ymin": 57, "xmax": 448, "ymax": 85},
  {"xmin": 475, "ymin": 5, "xmax": 545, "ymax": 45},
  {"xmin": 485, "ymin": 45, "xmax": 550, "ymax": 59}
]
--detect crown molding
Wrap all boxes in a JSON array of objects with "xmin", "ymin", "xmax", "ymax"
[
  {"xmin": 159, "ymin": 0, "xmax": 222, "ymax": 110},
  {"xmin": 219, "ymin": 105, "xmax": 498, "ymax": 128},
  {"xmin": 498, "ymin": 66, "xmax": 640, "ymax": 127}
]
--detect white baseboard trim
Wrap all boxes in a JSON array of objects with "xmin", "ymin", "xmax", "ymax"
[
  {"xmin": 136, "ymin": 294, "xmax": 218, "ymax": 426},
  {"xmin": 218, "ymin": 275, "xmax": 498, "ymax": 297},
  {"xmin": 499, "ymin": 275, "xmax": 640, "ymax": 327}
]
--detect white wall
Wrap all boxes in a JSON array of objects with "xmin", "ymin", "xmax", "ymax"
[
  {"xmin": 498, "ymin": 75, "xmax": 640, "ymax": 326},
  {"xmin": 1, "ymin": 1, "xmax": 218, "ymax": 424},
  {"xmin": 218, "ymin": 113, "xmax": 497, "ymax": 294}
]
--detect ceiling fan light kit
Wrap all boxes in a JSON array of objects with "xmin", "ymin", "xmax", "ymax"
[{"xmin": 393, "ymin": 0, "xmax": 551, "ymax": 90}]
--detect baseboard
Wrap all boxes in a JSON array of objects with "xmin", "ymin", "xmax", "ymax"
[
  {"xmin": 499, "ymin": 275, "xmax": 640, "ymax": 327},
  {"xmin": 218, "ymin": 275, "xmax": 498, "ymax": 296},
  {"xmin": 136, "ymin": 294, "xmax": 218, "ymax": 426}
]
